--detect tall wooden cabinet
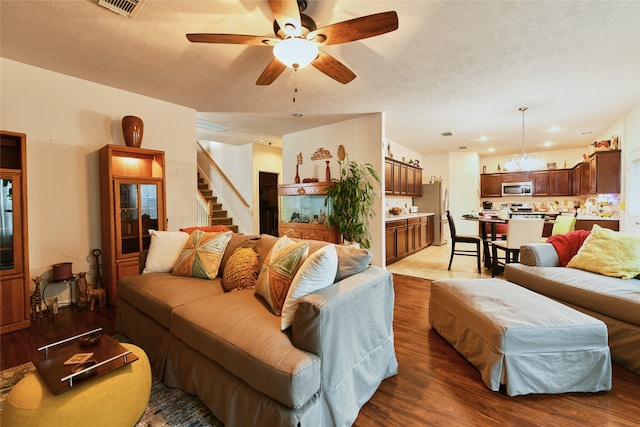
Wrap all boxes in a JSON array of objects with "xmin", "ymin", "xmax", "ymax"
[
  {"xmin": 99, "ymin": 145, "xmax": 166, "ymax": 306},
  {"xmin": 1, "ymin": 131, "xmax": 30, "ymax": 333}
]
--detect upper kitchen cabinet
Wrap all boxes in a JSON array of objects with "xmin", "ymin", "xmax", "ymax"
[
  {"xmin": 588, "ymin": 150, "xmax": 621, "ymax": 194},
  {"xmin": 385, "ymin": 157, "xmax": 422, "ymax": 196},
  {"xmin": 480, "ymin": 174, "xmax": 502, "ymax": 197}
]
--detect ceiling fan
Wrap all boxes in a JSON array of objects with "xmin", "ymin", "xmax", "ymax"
[{"xmin": 186, "ymin": 0, "xmax": 398, "ymax": 85}]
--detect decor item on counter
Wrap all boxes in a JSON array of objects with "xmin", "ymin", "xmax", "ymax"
[
  {"xmin": 311, "ymin": 147, "xmax": 332, "ymax": 160},
  {"xmin": 30, "ymin": 276, "xmax": 44, "ymax": 321},
  {"xmin": 121, "ymin": 115, "xmax": 144, "ymax": 148},
  {"xmin": 325, "ymin": 156, "xmax": 380, "ymax": 249},
  {"xmin": 325, "ymin": 160, "xmax": 331, "ymax": 182},
  {"xmin": 503, "ymin": 107, "xmax": 544, "ymax": 172},
  {"xmin": 389, "ymin": 207, "xmax": 401, "ymax": 215}
]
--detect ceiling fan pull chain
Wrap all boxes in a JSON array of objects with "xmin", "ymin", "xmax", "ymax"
[{"xmin": 292, "ymin": 68, "xmax": 298, "ymax": 103}]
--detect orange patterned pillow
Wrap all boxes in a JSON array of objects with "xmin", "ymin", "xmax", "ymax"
[
  {"xmin": 255, "ymin": 236, "xmax": 309, "ymax": 315},
  {"xmin": 172, "ymin": 230, "xmax": 232, "ymax": 280},
  {"xmin": 222, "ymin": 247, "xmax": 259, "ymax": 291}
]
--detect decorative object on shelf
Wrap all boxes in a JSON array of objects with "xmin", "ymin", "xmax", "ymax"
[
  {"xmin": 121, "ymin": 115, "xmax": 144, "ymax": 148},
  {"xmin": 295, "ymin": 152, "xmax": 302, "ymax": 183},
  {"xmin": 30, "ymin": 276, "xmax": 44, "ymax": 321},
  {"xmin": 52, "ymin": 262, "xmax": 73, "ymax": 281},
  {"xmin": 311, "ymin": 147, "xmax": 332, "ymax": 160},
  {"xmin": 338, "ymin": 145, "xmax": 346, "ymax": 160},
  {"xmin": 325, "ymin": 161, "xmax": 331, "ymax": 182},
  {"xmin": 325, "ymin": 156, "xmax": 380, "ymax": 249},
  {"xmin": 302, "ymin": 177, "xmax": 318, "ymax": 183},
  {"xmin": 482, "ymin": 165, "xmax": 487, "ymax": 174},
  {"xmin": 547, "ymin": 162, "xmax": 557, "ymax": 169},
  {"xmin": 503, "ymin": 107, "xmax": 544, "ymax": 171},
  {"xmin": 413, "ymin": 159, "xmax": 420, "ymax": 167},
  {"xmin": 612, "ymin": 135, "xmax": 620, "ymax": 150}
]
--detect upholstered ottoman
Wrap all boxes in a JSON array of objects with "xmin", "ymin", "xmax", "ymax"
[
  {"xmin": 429, "ymin": 278, "xmax": 612, "ymax": 396},
  {"xmin": 1, "ymin": 343, "xmax": 151, "ymax": 427}
]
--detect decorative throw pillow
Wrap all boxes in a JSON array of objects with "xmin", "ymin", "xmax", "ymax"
[
  {"xmin": 255, "ymin": 236, "xmax": 309, "ymax": 315},
  {"xmin": 334, "ymin": 245, "xmax": 373, "ymax": 281},
  {"xmin": 567, "ymin": 225, "xmax": 640, "ymax": 279},
  {"xmin": 172, "ymin": 230, "xmax": 233, "ymax": 279},
  {"xmin": 222, "ymin": 247, "xmax": 259, "ymax": 291},
  {"xmin": 143, "ymin": 230, "xmax": 189, "ymax": 274},
  {"xmin": 280, "ymin": 245, "xmax": 338, "ymax": 330},
  {"xmin": 179, "ymin": 225, "xmax": 231, "ymax": 234},
  {"xmin": 547, "ymin": 230, "xmax": 591, "ymax": 267}
]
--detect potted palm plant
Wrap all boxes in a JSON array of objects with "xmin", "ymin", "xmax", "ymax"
[{"xmin": 325, "ymin": 157, "xmax": 380, "ymax": 249}]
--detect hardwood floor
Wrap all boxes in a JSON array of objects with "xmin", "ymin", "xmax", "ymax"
[{"xmin": 2, "ymin": 270, "xmax": 639, "ymax": 426}]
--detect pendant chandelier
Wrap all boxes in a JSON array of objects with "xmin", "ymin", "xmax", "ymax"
[{"xmin": 504, "ymin": 107, "xmax": 544, "ymax": 172}]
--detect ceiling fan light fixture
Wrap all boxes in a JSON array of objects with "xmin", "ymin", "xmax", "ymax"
[{"xmin": 273, "ymin": 37, "xmax": 318, "ymax": 69}]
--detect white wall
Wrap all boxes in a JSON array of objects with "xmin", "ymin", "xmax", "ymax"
[
  {"xmin": 282, "ymin": 114, "xmax": 385, "ymax": 266},
  {"xmin": 1, "ymin": 58, "xmax": 197, "ymax": 301}
]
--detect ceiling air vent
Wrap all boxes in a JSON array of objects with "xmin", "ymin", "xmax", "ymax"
[{"xmin": 98, "ymin": 0, "xmax": 144, "ymax": 18}]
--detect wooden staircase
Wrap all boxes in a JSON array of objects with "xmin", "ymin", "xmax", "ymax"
[{"xmin": 198, "ymin": 173, "xmax": 239, "ymax": 233}]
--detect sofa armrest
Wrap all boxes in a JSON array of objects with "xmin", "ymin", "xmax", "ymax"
[
  {"xmin": 519, "ymin": 243, "xmax": 561, "ymax": 267},
  {"xmin": 292, "ymin": 266, "xmax": 397, "ymax": 391}
]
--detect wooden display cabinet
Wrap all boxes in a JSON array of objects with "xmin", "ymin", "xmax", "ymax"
[
  {"xmin": 1, "ymin": 131, "xmax": 30, "ymax": 333},
  {"xmin": 99, "ymin": 145, "xmax": 166, "ymax": 306},
  {"xmin": 278, "ymin": 182, "xmax": 339, "ymax": 243}
]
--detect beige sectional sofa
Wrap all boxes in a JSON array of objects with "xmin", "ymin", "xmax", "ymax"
[
  {"xmin": 116, "ymin": 232, "xmax": 398, "ymax": 427},
  {"xmin": 505, "ymin": 242, "xmax": 640, "ymax": 374}
]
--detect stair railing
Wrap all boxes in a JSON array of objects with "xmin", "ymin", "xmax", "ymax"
[
  {"xmin": 196, "ymin": 190, "xmax": 212, "ymax": 227},
  {"xmin": 196, "ymin": 141, "xmax": 252, "ymax": 234}
]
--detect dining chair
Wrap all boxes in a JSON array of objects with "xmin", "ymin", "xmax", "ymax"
[
  {"xmin": 447, "ymin": 210, "xmax": 482, "ymax": 273},
  {"xmin": 541, "ymin": 213, "xmax": 577, "ymax": 242},
  {"xmin": 491, "ymin": 217, "xmax": 544, "ymax": 277}
]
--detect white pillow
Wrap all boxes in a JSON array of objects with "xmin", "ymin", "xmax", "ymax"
[
  {"xmin": 143, "ymin": 230, "xmax": 189, "ymax": 274},
  {"xmin": 280, "ymin": 245, "xmax": 338, "ymax": 330}
]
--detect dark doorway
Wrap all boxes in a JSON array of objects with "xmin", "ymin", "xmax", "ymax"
[{"xmin": 259, "ymin": 172, "xmax": 279, "ymax": 236}]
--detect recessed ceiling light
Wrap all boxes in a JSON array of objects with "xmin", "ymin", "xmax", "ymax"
[
  {"xmin": 488, "ymin": 148, "xmax": 495, "ymax": 153},
  {"xmin": 292, "ymin": 112, "xmax": 303, "ymax": 118},
  {"xmin": 479, "ymin": 135, "xmax": 488, "ymax": 142},
  {"xmin": 549, "ymin": 126, "xmax": 560, "ymax": 133},
  {"xmin": 544, "ymin": 141, "xmax": 553, "ymax": 147},
  {"xmin": 441, "ymin": 131, "xmax": 453, "ymax": 137}
]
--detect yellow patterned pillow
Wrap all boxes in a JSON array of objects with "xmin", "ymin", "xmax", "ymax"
[
  {"xmin": 567, "ymin": 225, "xmax": 640, "ymax": 279},
  {"xmin": 172, "ymin": 230, "xmax": 232, "ymax": 280},
  {"xmin": 255, "ymin": 236, "xmax": 309, "ymax": 315},
  {"xmin": 222, "ymin": 247, "xmax": 259, "ymax": 291}
]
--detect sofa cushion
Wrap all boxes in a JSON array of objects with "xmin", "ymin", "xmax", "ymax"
[
  {"xmin": 255, "ymin": 236, "xmax": 309, "ymax": 315},
  {"xmin": 219, "ymin": 234, "xmax": 260, "ymax": 276},
  {"xmin": 143, "ymin": 230, "xmax": 189, "ymax": 274},
  {"xmin": 567, "ymin": 225, "xmax": 640, "ymax": 279},
  {"xmin": 505, "ymin": 263, "xmax": 640, "ymax": 326},
  {"xmin": 172, "ymin": 230, "xmax": 232, "ymax": 280},
  {"xmin": 222, "ymin": 247, "xmax": 259, "ymax": 291},
  {"xmin": 118, "ymin": 272, "xmax": 225, "ymax": 328},
  {"xmin": 170, "ymin": 290, "xmax": 320, "ymax": 409},
  {"xmin": 179, "ymin": 225, "xmax": 231, "ymax": 234},
  {"xmin": 546, "ymin": 230, "xmax": 591, "ymax": 266},
  {"xmin": 281, "ymin": 245, "xmax": 338, "ymax": 330}
]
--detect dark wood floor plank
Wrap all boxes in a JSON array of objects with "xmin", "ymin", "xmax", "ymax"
[{"xmin": 2, "ymin": 274, "xmax": 639, "ymax": 426}]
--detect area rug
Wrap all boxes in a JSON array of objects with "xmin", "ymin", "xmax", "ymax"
[{"xmin": 0, "ymin": 337, "xmax": 223, "ymax": 426}]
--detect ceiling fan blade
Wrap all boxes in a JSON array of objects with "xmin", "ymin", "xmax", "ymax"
[
  {"xmin": 311, "ymin": 51, "xmax": 356, "ymax": 84},
  {"xmin": 307, "ymin": 11, "xmax": 398, "ymax": 46},
  {"xmin": 186, "ymin": 34, "xmax": 277, "ymax": 46},
  {"xmin": 256, "ymin": 58, "xmax": 287, "ymax": 85},
  {"xmin": 268, "ymin": 0, "xmax": 302, "ymax": 36}
]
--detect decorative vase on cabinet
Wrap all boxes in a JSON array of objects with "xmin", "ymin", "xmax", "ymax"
[
  {"xmin": 121, "ymin": 116, "xmax": 144, "ymax": 148},
  {"xmin": 99, "ymin": 144, "xmax": 165, "ymax": 305}
]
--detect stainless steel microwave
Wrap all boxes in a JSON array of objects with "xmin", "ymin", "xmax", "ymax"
[{"xmin": 502, "ymin": 182, "xmax": 532, "ymax": 196}]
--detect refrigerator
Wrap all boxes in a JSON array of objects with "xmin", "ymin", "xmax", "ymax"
[{"xmin": 413, "ymin": 182, "xmax": 448, "ymax": 246}]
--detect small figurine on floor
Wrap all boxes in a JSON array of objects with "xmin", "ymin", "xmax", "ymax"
[
  {"xmin": 31, "ymin": 276, "xmax": 44, "ymax": 320},
  {"xmin": 76, "ymin": 272, "xmax": 89, "ymax": 308},
  {"xmin": 51, "ymin": 297, "xmax": 59, "ymax": 315},
  {"xmin": 88, "ymin": 283, "xmax": 106, "ymax": 310}
]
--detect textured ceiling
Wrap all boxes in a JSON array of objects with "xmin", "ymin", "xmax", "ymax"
[{"xmin": 1, "ymin": 0, "xmax": 639, "ymax": 156}]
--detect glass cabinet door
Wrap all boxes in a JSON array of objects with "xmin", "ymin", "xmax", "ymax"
[
  {"xmin": 0, "ymin": 172, "xmax": 22, "ymax": 275},
  {"xmin": 114, "ymin": 179, "xmax": 162, "ymax": 257}
]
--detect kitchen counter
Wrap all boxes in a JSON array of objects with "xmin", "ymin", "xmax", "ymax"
[
  {"xmin": 385, "ymin": 212, "xmax": 434, "ymax": 222},
  {"xmin": 576, "ymin": 213, "xmax": 619, "ymax": 221}
]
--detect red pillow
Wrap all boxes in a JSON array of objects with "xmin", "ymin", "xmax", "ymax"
[
  {"xmin": 179, "ymin": 225, "xmax": 231, "ymax": 234},
  {"xmin": 547, "ymin": 230, "xmax": 591, "ymax": 267}
]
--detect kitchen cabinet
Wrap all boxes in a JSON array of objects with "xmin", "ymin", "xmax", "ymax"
[
  {"xmin": 100, "ymin": 145, "xmax": 166, "ymax": 306},
  {"xmin": 385, "ymin": 214, "xmax": 434, "ymax": 265},
  {"xmin": 385, "ymin": 157, "xmax": 423, "ymax": 196},
  {"xmin": 480, "ymin": 174, "xmax": 503, "ymax": 197},
  {"xmin": 571, "ymin": 163, "xmax": 582, "ymax": 196},
  {"xmin": 550, "ymin": 170, "xmax": 571, "ymax": 196},
  {"xmin": 1, "ymin": 131, "xmax": 30, "ymax": 334},
  {"xmin": 532, "ymin": 171, "xmax": 550, "ymax": 196},
  {"xmin": 588, "ymin": 150, "xmax": 621, "ymax": 194},
  {"xmin": 278, "ymin": 182, "xmax": 339, "ymax": 244}
]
